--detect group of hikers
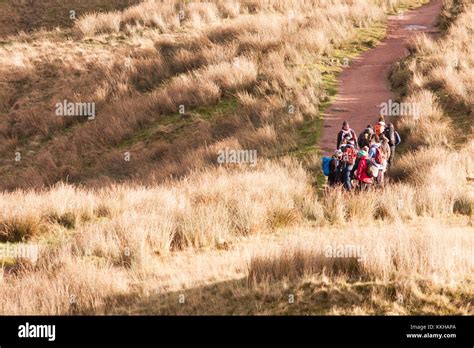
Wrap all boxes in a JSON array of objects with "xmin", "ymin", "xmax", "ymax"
[{"xmin": 322, "ymin": 116, "xmax": 401, "ymax": 191}]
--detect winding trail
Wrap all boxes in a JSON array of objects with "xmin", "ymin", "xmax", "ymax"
[{"xmin": 320, "ymin": 0, "xmax": 443, "ymax": 155}]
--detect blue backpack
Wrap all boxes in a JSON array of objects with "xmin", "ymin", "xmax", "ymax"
[{"xmin": 322, "ymin": 157, "xmax": 332, "ymax": 176}]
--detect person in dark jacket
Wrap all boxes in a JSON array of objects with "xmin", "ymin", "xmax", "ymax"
[
  {"xmin": 340, "ymin": 139, "xmax": 357, "ymax": 191},
  {"xmin": 337, "ymin": 121, "xmax": 358, "ymax": 149},
  {"xmin": 358, "ymin": 125, "xmax": 374, "ymax": 149},
  {"xmin": 383, "ymin": 123, "xmax": 401, "ymax": 166},
  {"xmin": 328, "ymin": 150, "xmax": 343, "ymax": 187}
]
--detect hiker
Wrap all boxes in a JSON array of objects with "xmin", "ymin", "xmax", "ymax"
[
  {"xmin": 337, "ymin": 121, "xmax": 358, "ymax": 149},
  {"xmin": 351, "ymin": 145, "xmax": 367, "ymax": 178},
  {"xmin": 340, "ymin": 138, "xmax": 357, "ymax": 191},
  {"xmin": 374, "ymin": 116, "xmax": 386, "ymax": 138},
  {"xmin": 368, "ymin": 137, "xmax": 388, "ymax": 185},
  {"xmin": 328, "ymin": 149, "xmax": 343, "ymax": 187},
  {"xmin": 383, "ymin": 122, "xmax": 401, "ymax": 166},
  {"xmin": 378, "ymin": 135, "xmax": 391, "ymax": 186},
  {"xmin": 358, "ymin": 125, "xmax": 374, "ymax": 149},
  {"xmin": 354, "ymin": 148, "xmax": 373, "ymax": 190}
]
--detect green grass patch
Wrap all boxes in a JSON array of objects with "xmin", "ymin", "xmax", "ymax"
[{"xmin": 117, "ymin": 97, "xmax": 239, "ymax": 150}]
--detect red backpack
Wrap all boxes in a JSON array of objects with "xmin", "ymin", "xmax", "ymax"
[
  {"xmin": 375, "ymin": 147, "xmax": 385, "ymax": 164},
  {"xmin": 343, "ymin": 146, "xmax": 357, "ymax": 165}
]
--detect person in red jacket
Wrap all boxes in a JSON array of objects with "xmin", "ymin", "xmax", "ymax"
[{"xmin": 355, "ymin": 149, "xmax": 373, "ymax": 190}]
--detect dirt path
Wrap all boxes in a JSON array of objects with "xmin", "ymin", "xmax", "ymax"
[{"xmin": 320, "ymin": 0, "xmax": 443, "ymax": 155}]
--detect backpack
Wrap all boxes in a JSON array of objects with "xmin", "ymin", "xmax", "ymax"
[
  {"xmin": 374, "ymin": 147, "xmax": 385, "ymax": 164},
  {"xmin": 340, "ymin": 129, "xmax": 352, "ymax": 139},
  {"xmin": 340, "ymin": 129, "xmax": 355, "ymax": 144},
  {"xmin": 343, "ymin": 146, "xmax": 357, "ymax": 165},
  {"xmin": 322, "ymin": 157, "xmax": 332, "ymax": 176},
  {"xmin": 385, "ymin": 125, "xmax": 396, "ymax": 146},
  {"xmin": 366, "ymin": 159, "xmax": 379, "ymax": 178}
]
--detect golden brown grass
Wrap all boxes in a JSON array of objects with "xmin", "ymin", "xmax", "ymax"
[
  {"xmin": 0, "ymin": 148, "xmax": 472, "ymax": 314},
  {"xmin": 1, "ymin": 217, "xmax": 471, "ymax": 315},
  {"xmin": 0, "ymin": 0, "xmax": 472, "ymax": 315},
  {"xmin": 392, "ymin": 1, "xmax": 473, "ymax": 145},
  {"xmin": 0, "ymin": 0, "xmax": 140, "ymax": 37}
]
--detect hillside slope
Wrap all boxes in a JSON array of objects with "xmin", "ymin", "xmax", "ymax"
[
  {"xmin": 0, "ymin": 0, "xmax": 139, "ymax": 37},
  {"xmin": 1, "ymin": 0, "xmax": 428, "ymax": 189}
]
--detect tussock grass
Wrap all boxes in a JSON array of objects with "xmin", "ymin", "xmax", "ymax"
[
  {"xmin": 0, "ymin": 216, "xmax": 43, "ymax": 243},
  {"xmin": 0, "ymin": 0, "xmax": 472, "ymax": 315},
  {"xmin": 392, "ymin": 1, "xmax": 473, "ymax": 145},
  {"xmin": 248, "ymin": 222, "xmax": 473, "ymax": 285},
  {"xmin": 388, "ymin": 0, "xmax": 473, "ymax": 221}
]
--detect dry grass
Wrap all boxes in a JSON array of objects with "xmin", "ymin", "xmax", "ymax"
[
  {"xmin": 393, "ymin": 1, "xmax": 473, "ymax": 144},
  {"xmin": 73, "ymin": 0, "xmax": 391, "ymax": 38},
  {"xmin": 0, "ymin": 216, "xmax": 44, "ymax": 243},
  {"xmin": 0, "ymin": 0, "xmax": 472, "ymax": 315},
  {"xmin": 248, "ymin": 222, "xmax": 473, "ymax": 285},
  {"xmin": 0, "ymin": 148, "xmax": 472, "ymax": 314},
  {"xmin": 388, "ymin": 0, "xmax": 474, "ymax": 221},
  {"xmin": 0, "ymin": 160, "xmax": 311, "ymax": 253},
  {"xmin": 0, "ymin": 0, "xmax": 140, "ymax": 37},
  {"xmin": 2, "ymin": 219, "xmax": 471, "ymax": 315}
]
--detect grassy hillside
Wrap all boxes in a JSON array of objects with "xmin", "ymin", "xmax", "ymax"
[
  {"xmin": 0, "ymin": 0, "xmax": 472, "ymax": 315},
  {"xmin": 0, "ymin": 0, "xmax": 428, "ymax": 189},
  {"xmin": 0, "ymin": 0, "xmax": 140, "ymax": 38}
]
